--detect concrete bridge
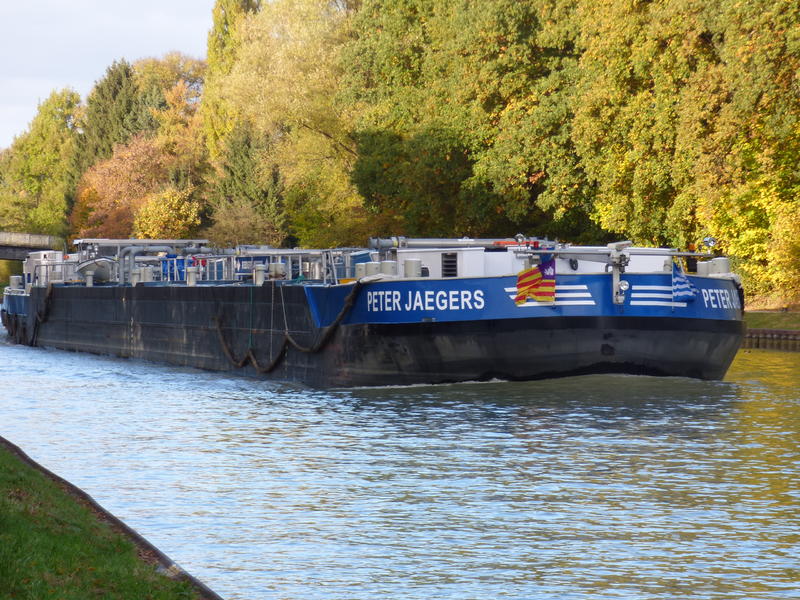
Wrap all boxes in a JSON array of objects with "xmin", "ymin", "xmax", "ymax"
[{"xmin": 0, "ymin": 232, "xmax": 64, "ymax": 260}]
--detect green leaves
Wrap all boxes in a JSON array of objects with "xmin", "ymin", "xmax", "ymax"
[
  {"xmin": 203, "ymin": 0, "xmax": 261, "ymax": 162},
  {"xmin": 0, "ymin": 89, "xmax": 80, "ymax": 237},
  {"xmin": 219, "ymin": 0, "xmax": 371, "ymax": 247},
  {"xmin": 343, "ymin": 0, "xmax": 603, "ymax": 240},
  {"xmin": 206, "ymin": 122, "xmax": 287, "ymax": 246},
  {"xmin": 1, "ymin": 0, "xmax": 798, "ymax": 302},
  {"xmin": 74, "ymin": 60, "xmax": 140, "ymax": 176}
]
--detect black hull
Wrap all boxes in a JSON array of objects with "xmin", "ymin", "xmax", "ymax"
[{"xmin": 3, "ymin": 285, "xmax": 744, "ymax": 388}]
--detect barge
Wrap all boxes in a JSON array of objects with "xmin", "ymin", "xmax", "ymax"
[{"xmin": 2, "ymin": 236, "xmax": 745, "ymax": 387}]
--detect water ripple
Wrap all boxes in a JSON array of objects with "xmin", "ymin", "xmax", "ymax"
[{"xmin": 1, "ymin": 337, "xmax": 799, "ymax": 600}]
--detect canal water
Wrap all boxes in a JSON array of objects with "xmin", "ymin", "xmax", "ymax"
[{"xmin": 1, "ymin": 336, "xmax": 798, "ymax": 600}]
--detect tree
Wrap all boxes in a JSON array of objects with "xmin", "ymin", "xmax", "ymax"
[
  {"xmin": 222, "ymin": 0, "xmax": 376, "ymax": 247},
  {"xmin": 571, "ymin": 0, "xmax": 800, "ymax": 300},
  {"xmin": 72, "ymin": 82, "xmax": 211, "ymax": 240},
  {"xmin": 571, "ymin": 0, "xmax": 713, "ymax": 245},
  {"xmin": 133, "ymin": 186, "xmax": 202, "ymax": 238},
  {"xmin": 68, "ymin": 51, "xmax": 212, "ymax": 241},
  {"xmin": 343, "ymin": 0, "xmax": 604, "ymax": 241},
  {"xmin": 0, "ymin": 89, "xmax": 81, "ymax": 236},
  {"xmin": 134, "ymin": 52, "xmax": 206, "ymax": 97},
  {"xmin": 72, "ymin": 60, "xmax": 140, "ymax": 178},
  {"xmin": 0, "ymin": 148, "xmax": 26, "ymax": 232},
  {"xmin": 129, "ymin": 52, "xmax": 207, "ymax": 134},
  {"xmin": 690, "ymin": 0, "xmax": 800, "ymax": 301},
  {"xmin": 72, "ymin": 134, "xmax": 168, "ymax": 238},
  {"xmin": 202, "ymin": 0, "xmax": 261, "ymax": 162},
  {"xmin": 206, "ymin": 122, "xmax": 286, "ymax": 245},
  {"xmin": 152, "ymin": 80, "xmax": 210, "ymax": 189},
  {"xmin": 206, "ymin": 195, "xmax": 285, "ymax": 247}
]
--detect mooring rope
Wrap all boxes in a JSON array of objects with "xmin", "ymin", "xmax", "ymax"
[
  {"xmin": 214, "ymin": 280, "xmax": 364, "ymax": 374},
  {"xmin": 282, "ymin": 281, "xmax": 363, "ymax": 353},
  {"xmin": 6, "ymin": 312, "xmax": 18, "ymax": 342},
  {"xmin": 30, "ymin": 284, "xmax": 54, "ymax": 346},
  {"xmin": 246, "ymin": 345, "xmax": 287, "ymax": 374},
  {"xmin": 212, "ymin": 315, "xmax": 251, "ymax": 369}
]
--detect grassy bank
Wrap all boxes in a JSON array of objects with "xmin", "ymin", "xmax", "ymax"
[
  {"xmin": 744, "ymin": 311, "xmax": 800, "ymax": 331},
  {"xmin": 0, "ymin": 443, "xmax": 201, "ymax": 599}
]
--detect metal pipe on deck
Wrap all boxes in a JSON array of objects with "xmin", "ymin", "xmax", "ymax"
[
  {"xmin": 119, "ymin": 246, "xmax": 175, "ymax": 285},
  {"xmin": 368, "ymin": 236, "xmax": 546, "ymax": 250},
  {"xmin": 120, "ymin": 243, "xmax": 208, "ymax": 284},
  {"xmin": 369, "ymin": 236, "xmax": 714, "ymax": 258}
]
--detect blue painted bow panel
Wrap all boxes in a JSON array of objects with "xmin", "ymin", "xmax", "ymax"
[{"xmin": 304, "ymin": 273, "xmax": 743, "ymax": 328}]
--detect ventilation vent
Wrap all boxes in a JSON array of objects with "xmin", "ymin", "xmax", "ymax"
[{"xmin": 441, "ymin": 253, "xmax": 458, "ymax": 277}]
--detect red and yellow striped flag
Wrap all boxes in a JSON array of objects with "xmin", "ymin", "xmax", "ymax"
[{"xmin": 514, "ymin": 259, "xmax": 556, "ymax": 305}]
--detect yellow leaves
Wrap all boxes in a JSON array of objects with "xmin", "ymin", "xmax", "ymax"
[
  {"xmin": 133, "ymin": 187, "xmax": 201, "ymax": 239},
  {"xmin": 133, "ymin": 52, "xmax": 205, "ymax": 96},
  {"xmin": 73, "ymin": 115, "xmax": 206, "ymax": 240},
  {"xmin": 210, "ymin": 0, "xmax": 371, "ymax": 247},
  {"xmin": 697, "ymin": 172, "xmax": 800, "ymax": 301},
  {"xmin": 754, "ymin": 185, "xmax": 800, "ymax": 301},
  {"xmin": 74, "ymin": 135, "xmax": 168, "ymax": 238},
  {"xmin": 152, "ymin": 81, "xmax": 203, "ymax": 158},
  {"xmin": 225, "ymin": 0, "xmax": 349, "ymax": 134},
  {"xmin": 592, "ymin": 200, "xmax": 628, "ymax": 235}
]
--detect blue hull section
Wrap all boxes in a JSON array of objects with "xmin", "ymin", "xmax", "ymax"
[
  {"xmin": 2, "ymin": 293, "xmax": 27, "ymax": 316},
  {"xmin": 305, "ymin": 273, "xmax": 742, "ymax": 326}
]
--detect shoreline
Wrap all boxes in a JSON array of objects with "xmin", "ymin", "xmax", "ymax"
[
  {"xmin": 742, "ymin": 310, "xmax": 800, "ymax": 351},
  {"xmin": 741, "ymin": 328, "xmax": 800, "ymax": 352},
  {"xmin": 0, "ymin": 435, "xmax": 225, "ymax": 600}
]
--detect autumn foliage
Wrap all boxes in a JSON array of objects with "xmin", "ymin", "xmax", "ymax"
[
  {"xmin": 1, "ymin": 0, "xmax": 799, "ymax": 304},
  {"xmin": 73, "ymin": 135, "xmax": 168, "ymax": 237}
]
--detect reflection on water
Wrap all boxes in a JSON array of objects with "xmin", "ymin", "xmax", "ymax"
[{"xmin": 1, "ymin": 338, "xmax": 798, "ymax": 600}]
